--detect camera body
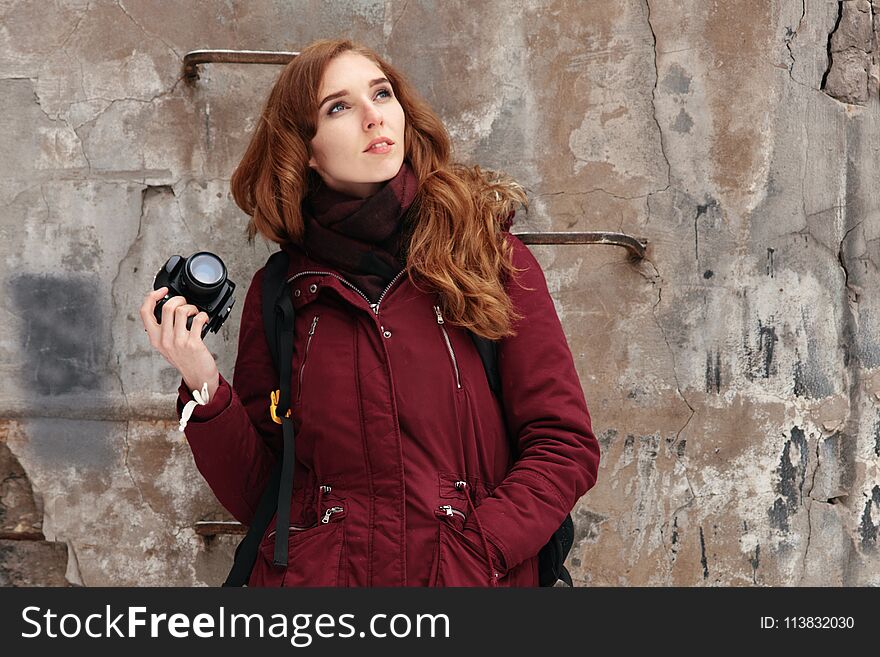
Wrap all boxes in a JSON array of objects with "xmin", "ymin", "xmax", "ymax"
[{"xmin": 153, "ymin": 252, "xmax": 236, "ymax": 339}]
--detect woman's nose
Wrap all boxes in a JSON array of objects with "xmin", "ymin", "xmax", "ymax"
[{"xmin": 363, "ymin": 104, "xmax": 383, "ymax": 130}]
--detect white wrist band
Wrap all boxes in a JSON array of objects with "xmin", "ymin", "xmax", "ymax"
[{"xmin": 179, "ymin": 382, "xmax": 210, "ymax": 432}]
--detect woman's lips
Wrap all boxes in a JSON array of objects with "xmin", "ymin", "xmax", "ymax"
[{"xmin": 365, "ymin": 143, "xmax": 394, "ymax": 155}]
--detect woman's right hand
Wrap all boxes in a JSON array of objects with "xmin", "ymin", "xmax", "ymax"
[{"xmin": 140, "ymin": 287, "xmax": 220, "ymax": 399}]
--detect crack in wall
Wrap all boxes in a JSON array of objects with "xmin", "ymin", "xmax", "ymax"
[
  {"xmin": 798, "ymin": 433, "xmax": 822, "ymax": 584},
  {"xmin": 24, "ymin": 79, "xmax": 93, "ymax": 174},
  {"xmin": 822, "ymin": 1, "xmax": 846, "ymax": 90},
  {"xmin": 534, "ymin": 187, "xmax": 654, "ymax": 202},
  {"xmin": 645, "ymin": 0, "xmax": 672, "ymax": 192},
  {"xmin": 58, "ymin": 1, "xmax": 91, "ymax": 51},
  {"xmin": 785, "ymin": 0, "xmax": 808, "ymax": 84},
  {"xmin": 120, "ymin": 420, "xmax": 160, "ymax": 518},
  {"xmin": 822, "ymin": 0, "xmax": 875, "ymax": 103},
  {"xmin": 838, "ymin": 221, "xmax": 863, "ymax": 303},
  {"xmin": 116, "ymin": 0, "xmax": 181, "ymax": 60},
  {"xmin": 64, "ymin": 539, "xmax": 84, "ymax": 586},
  {"xmin": 635, "ymin": 249, "xmax": 698, "ymax": 579},
  {"xmin": 387, "ymin": 0, "xmax": 410, "ymax": 38},
  {"xmin": 651, "ymin": 285, "xmax": 696, "ymax": 441}
]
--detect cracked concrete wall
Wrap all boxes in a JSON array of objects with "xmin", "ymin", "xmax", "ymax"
[{"xmin": 1, "ymin": 0, "xmax": 879, "ymax": 586}]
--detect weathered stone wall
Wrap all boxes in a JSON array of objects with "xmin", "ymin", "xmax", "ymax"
[{"xmin": 1, "ymin": 0, "xmax": 878, "ymax": 586}]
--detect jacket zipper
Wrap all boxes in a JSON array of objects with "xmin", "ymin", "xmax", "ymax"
[
  {"xmin": 267, "ymin": 523, "xmax": 315, "ymax": 540},
  {"xmin": 321, "ymin": 505, "xmax": 345, "ymax": 524},
  {"xmin": 437, "ymin": 504, "xmax": 466, "ymax": 520},
  {"xmin": 287, "ymin": 269, "xmax": 407, "ymax": 316},
  {"xmin": 296, "ymin": 315, "xmax": 319, "ymax": 403},
  {"xmin": 433, "ymin": 305, "xmax": 462, "ymax": 389}
]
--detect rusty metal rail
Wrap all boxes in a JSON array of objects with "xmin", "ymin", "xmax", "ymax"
[
  {"xmin": 184, "ymin": 49, "xmax": 298, "ymax": 81},
  {"xmin": 194, "ymin": 521, "xmax": 247, "ymax": 537},
  {"xmin": 515, "ymin": 231, "xmax": 647, "ymax": 259}
]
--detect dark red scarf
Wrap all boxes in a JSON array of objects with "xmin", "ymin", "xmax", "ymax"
[{"xmin": 299, "ymin": 160, "xmax": 419, "ymax": 303}]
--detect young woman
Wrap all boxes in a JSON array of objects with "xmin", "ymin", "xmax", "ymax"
[{"xmin": 140, "ymin": 38, "xmax": 600, "ymax": 587}]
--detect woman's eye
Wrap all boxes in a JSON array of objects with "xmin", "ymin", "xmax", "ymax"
[{"xmin": 327, "ymin": 89, "xmax": 392, "ymax": 115}]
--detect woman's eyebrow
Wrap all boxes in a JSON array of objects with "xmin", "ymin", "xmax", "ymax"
[{"xmin": 319, "ymin": 77, "xmax": 390, "ymax": 108}]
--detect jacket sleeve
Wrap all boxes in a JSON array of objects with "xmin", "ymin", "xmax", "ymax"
[
  {"xmin": 462, "ymin": 232, "xmax": 601, "ymax": 574},
  {"xmin": 175, "ymin": 266, "xmax": 282, "ymax": 525}
]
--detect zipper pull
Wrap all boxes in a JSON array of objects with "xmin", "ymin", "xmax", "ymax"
[
  {"xmin": 309, "ymin": 316, "xmax": 319, "ymax": 334},
  {"xmin": 370, "ymin": 303, "xmax": 379, "ymax": 315},
  {"xmin": 321, "ymin": 505, "xmax": 344, "ymax": 524},
  {"xmin": 434, "ymin": 305, "xmax": 444, "ymax": 324},
  {"xmin": 319, "ymin": 485, "xmax": 332, "ymax": 494},
  {"xmin": 438, "ymin": 504, "xmax": 466, "ymax": 520}
]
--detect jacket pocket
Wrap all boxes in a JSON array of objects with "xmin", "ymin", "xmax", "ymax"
[
  {"xmin": 433, "ymin": 520, "xmax": 504, "ymax": 587},
  {"xmin": 258, "ymin": 520, "xmax": 346, "ymax": 587},
  {"xmin": 433, "ymin": 305, "xmax": 461, "ymax": 390},
  {"xmin": 296, "ymin": 314, "xmax": 320, "ymax": 404}
]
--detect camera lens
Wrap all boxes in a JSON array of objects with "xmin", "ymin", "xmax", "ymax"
[{"xmin": 184, "ymin": 252, "xmax": 226, "ymax": 295}]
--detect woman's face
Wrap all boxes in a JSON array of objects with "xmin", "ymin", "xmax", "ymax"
[{"xmin": 308, "ymin": 52, "xmax": 406, "ymax": 198}]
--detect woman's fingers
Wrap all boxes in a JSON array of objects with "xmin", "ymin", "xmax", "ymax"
[
  {"xmin": 160, "ymin": 295, "xmax": 188, "ymax": 346},
  {"xmin": 140, "ymin": 287, "xmax": 168, "ymax": 344},
  {"xmin": 189, "ymin": 311, "xmax": 210, "ymax": 340},
  {"xmin": 173, "ymin": 303, "xmax": 202, "ymax": 344},
  {"xmin": 139, "ymin": 289, "xmax": 217, "ymax": 387}
]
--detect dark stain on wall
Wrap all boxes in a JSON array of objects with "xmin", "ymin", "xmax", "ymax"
[
  {"xmin": 676, "ymin": 438, "xmax": 687, "ymax": 458},
  {"xmin": 623, "ymin": 434, "xmax": 635, "ymax": 462},
  {"xmin": 745, "ymin": 319, "xmax": 778, "ymax": 380},
  {"xmin": 873, "ymin": 418, "xmax": 880, "ymax": 458},
  {"xmin": 767, "ymin": 426, "xmax": 809, "ymax": 532},
  {"xmin": 699, "ymin": 525, "xmax": 709, "ymax": 579},
  {"xmin": 672, "ymin": 108, "xmax": 693, "ymax": 134},
  {"xmin": 705, "ymin": 350, "xmax": 721, "ymax": 393},
  {"xmin": 749, "ymin": 543, "xmax": 760, "ymax": 583},
  {"xmin": 859, "ymin": 485, "xmax": 880, "ymax": 549},
  {"xmin": 596, "ymin": 428, "xmax": 618, "ymax": 454},
  {"xmin": 693, "ymin": 198, "xmax": 720, "ymax": 262},
  {"xmin": 856, "ymin": 308, "xmax": 880, "ymax": 368},
  {"xmin": 661, "ymin": 63, "xmax": 692, "ymax": 94},
  {"xmin": 573, "ymin": 508, "xmax": 606, "ymax": 545},
  {"xmin": 793, "ymin": 308, "xmax": 834, "ymax": 398},
  {"xmin": 10, "ymin": 274, "xmax": 105, "ymax": 395}
]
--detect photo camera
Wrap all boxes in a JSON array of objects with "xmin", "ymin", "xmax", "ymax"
[{"xmin": 153, "ymin": 252, "xmax": 236, "ymax": 339}]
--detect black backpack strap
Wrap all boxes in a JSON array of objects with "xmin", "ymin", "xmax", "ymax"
[
  {"xmin": 222, "ymin": 460, "xmax": 282, "ymax": 586},
  {"xmin": 272, "ymin": 289, "xmax": 296, "ymax": 567},
  {"xmin": 468, "ymin": 331, "xmax": 501, "ymax": 398},
  {"xmin": 223, "ymin": 250, "xmax": 292, "ymax": 586},
  {"xmin": 262, "ymin": 251, "xmax": 290, "ymax": 368}
]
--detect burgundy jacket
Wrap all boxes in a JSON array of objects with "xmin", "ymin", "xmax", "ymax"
[{"xmin": 177, "ymin": 231, "xmax": 600, "ymax": 586}]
